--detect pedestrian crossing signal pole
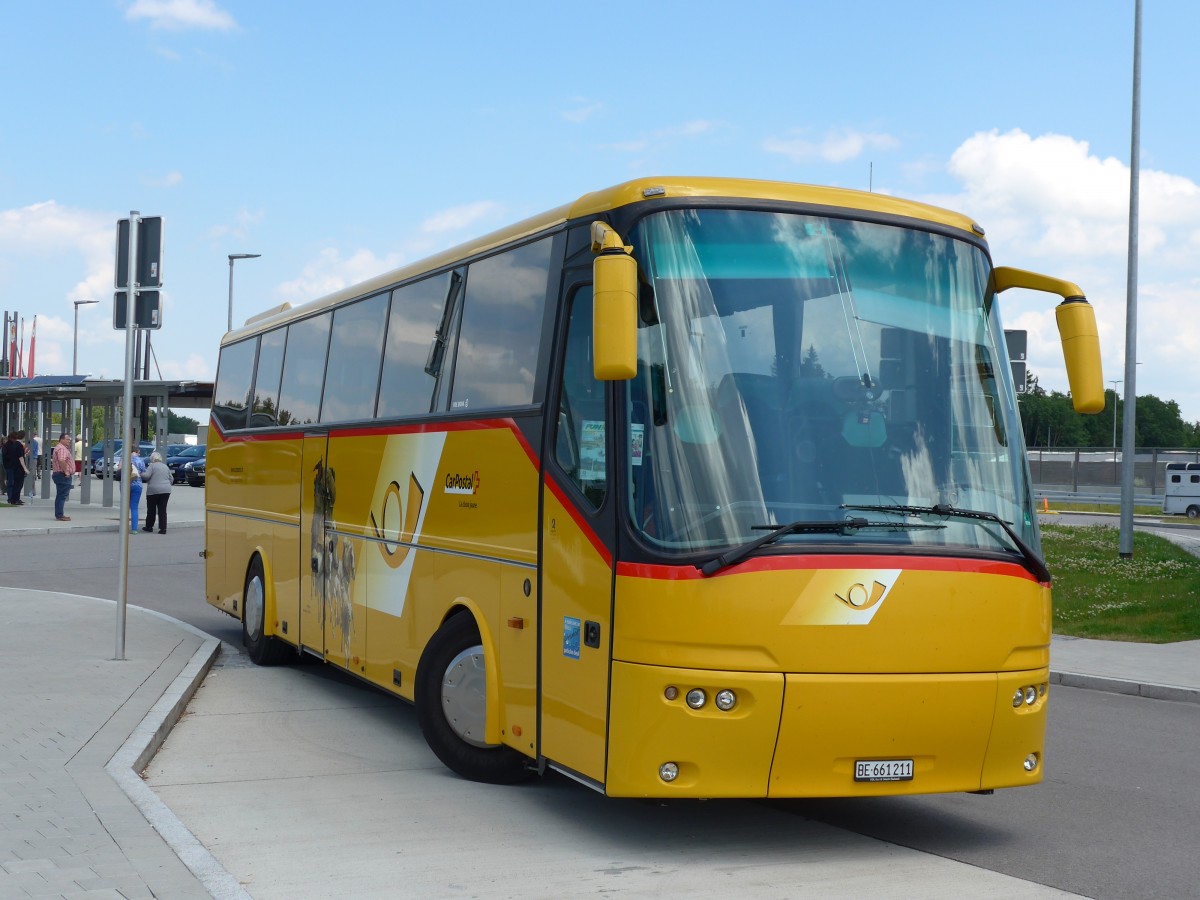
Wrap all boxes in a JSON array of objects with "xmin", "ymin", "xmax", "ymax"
[
  {"xmin": 112, "ymin": 212, "xmax": 164, "ymax": 659},
  {"xmin": 114, "ymin": 212, "xmax": 139, "ymax": 660}
]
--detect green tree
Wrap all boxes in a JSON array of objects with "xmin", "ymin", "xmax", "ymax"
[
  {"xmin": 1017, "ymin": 371, "xmax": 1195, "ymax": 448},
  {"xmin": 150, "ymin": 409, "xmax": 200, "ymax": 436}
]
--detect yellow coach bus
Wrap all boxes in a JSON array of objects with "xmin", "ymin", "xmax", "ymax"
[{"xmin": 205, "ymin": 177, "xmax": 1102, "ymax": 798}]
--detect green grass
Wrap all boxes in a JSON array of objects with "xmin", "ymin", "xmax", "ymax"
[
  {"xmin": 1043, "ymin": 523, "xmax": 1200, "ymax": 642},
  {"xmin": 1047, "ymin": 502, "xmax": 1164, "ymax": 515}
]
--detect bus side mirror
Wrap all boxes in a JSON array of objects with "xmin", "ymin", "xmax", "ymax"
[
  {"xmin": 992, "ymin": 266, "xmax": 1104, "ymax": 414},
  {"xmin": 591, "ymin": 221, "xmax": 638, "ymax": 381}
]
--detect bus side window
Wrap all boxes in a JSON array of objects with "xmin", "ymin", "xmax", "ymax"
[
  {"xmin": 321, "ymin": 292, "xmax": 388, "ymax": 424},
  {"xmin": 554, "ymin": 286, "xmax": 607, "ymax": 510},
  {"xmin": 250, "ymin": 329, "xmax": 286, "ymax": 428},
  {"xmin": 451, "ymin": 237, "xmax": 552, "ymax": 410},
  {"xmin": 277, "ymin": 314, "xmax": 331, "ymax": 426},
  {"xmin": 212, "ymin": 337, "xmax": 256, "ymax": 432},
  {"xmin": 380, "ymin": 272, "xmax": 455, "ymax": 418}
]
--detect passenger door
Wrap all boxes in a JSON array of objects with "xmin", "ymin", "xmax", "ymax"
[
  {"xmin": 298, "ymin": 432, "xmax": 329, "ymax": 657},
  {"xmin": 539, "ymin": 285, "xmax": 617, "ymax": 786}
]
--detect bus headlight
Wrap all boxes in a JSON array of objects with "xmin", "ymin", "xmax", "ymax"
[
  {"xmin": 685, "ymin": 689, "xmax": 707, "ymax": 709},
  {"xmin": 715, "ymin": 689, "xmax": 736, "ymax": 711},
  {"xmin": 659, "ymin": 762, "xmax": 679, "ymax": 782},
  {"xmin": 1012, "ymin": 689, "xmax": 1024, "ymax": 708},
  {"xmin": 1024, "ymin": 686, "xmax": 1038, "ymax": 705},
  {"xmin": 1023, "ymin": 753, "xmax": 1040, "ymax": 772}
]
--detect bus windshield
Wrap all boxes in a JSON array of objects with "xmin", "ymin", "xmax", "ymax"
[{"xmin": 625, "ymin": 208, "xmax": 1037, "ymax": 559}]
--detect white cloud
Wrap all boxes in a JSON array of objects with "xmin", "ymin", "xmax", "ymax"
[
  {"xmin": 276, "ymin": 247, "xmax": 405, "ymax": 304},
  {"xmin": 421, "ymin": 201, "xmax": 501, "ymax": 234},
  {"xmin": 155, "ymin": 351, "xmax": 214, "ymax": 381},
  {"xmin": 207, "ymin": 206, "xmax": 265, "ymax": 242},
  {"xmin": 125, "ymin": 0, "xmax": 237, "ymax": 31},
  {"xmin": 929, "ymin": 128, "xmax": 1200, "ymax": 423},
  {"xmin": 764, "ymin": 128, "xmax": 900, "ymax": 164},
  {"xmin": 0, "ymin": 201, "xmax": 113, "ymax": 304}
]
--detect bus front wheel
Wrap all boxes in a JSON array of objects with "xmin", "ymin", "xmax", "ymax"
[
  {"xmin": 415, "ymin": 613, "xmax": 530, "ymax": 784},
  {"xmin": 243, "ymin": 556, "xmax": 290, "ymax": 666}
]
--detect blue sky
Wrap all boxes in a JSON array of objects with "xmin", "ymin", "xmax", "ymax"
[{"xmin": 3, "ymin": 1, "xmax": 1198, "ymax": 424}]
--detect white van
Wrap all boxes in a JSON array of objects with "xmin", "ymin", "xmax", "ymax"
[{"xmin": 1162, "ymin": 462, "xmax": 1200, "ymax": 518}]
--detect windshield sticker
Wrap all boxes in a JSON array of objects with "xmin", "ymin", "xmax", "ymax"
[
  {"xmin": 563, "ymin": 616, "xmax": 581, "ymax": 659},
  {"xmin": 580, "ymin": 420, "xmax": 605, "ymax": 482},
  {"xmin": 630, "ymin": 422, "xmax": 644, "ymax": 466}
]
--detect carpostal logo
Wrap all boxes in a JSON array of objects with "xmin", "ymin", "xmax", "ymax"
[{"xmin": 444, "ymin": 470, "xmax": 480, "ymax": 495}]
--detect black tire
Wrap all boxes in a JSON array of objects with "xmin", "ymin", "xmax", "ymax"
[
  {"xmin": 243, "ymin": 556, "xmax": 290, "ymax": 665},
  {"xmin": 1187, "ymin": 506, "xmax": 1199, "ymax": 520},
  {"xmin": 415, "ymin": 613, "xmax": 530, "ymax": 784}
]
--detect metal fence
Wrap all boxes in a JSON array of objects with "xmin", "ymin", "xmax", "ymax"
[{"xmin": 1028, "ymin": 447, "xmax": 1200, "ymax": 498}]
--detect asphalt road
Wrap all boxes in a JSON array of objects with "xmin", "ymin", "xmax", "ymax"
[
  {"xmin": 1, "ymin": 526, "xmax": 242, "ymax": 647},
  {"xmin": 777, "ymin": 685, "xmax": 1200, "ymax": 900},
  {"xmin": 5, "ymin": 528, "xmax": 1199, "ymax": 898}
]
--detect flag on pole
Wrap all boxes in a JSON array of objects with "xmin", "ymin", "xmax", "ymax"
[{"xmin": 27, "ymin": 316, "xmax": 35, "ymax": 377}]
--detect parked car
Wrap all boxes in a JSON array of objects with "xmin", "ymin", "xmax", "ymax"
[
  {"xmin": 184, "ymin": 458, "xmax": 205, "ymax": 487},
  {"xmin": 89, "ymin": 439, "xmax": 124, "ymax": 475},
  {"xmin": 166, "ymin": 445, "xmax": 205, "ymax": 483},
  {"xmin": 94, "ymin": 441, "xmax": 155, "ymax": 479}
]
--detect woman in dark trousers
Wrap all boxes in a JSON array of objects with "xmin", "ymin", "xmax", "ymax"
[
  {"xmin": 3, "ymin": 431, "xmax": 28, "ymax": 505},
  {"xmin": 141, "ymin": 451, "xmax": 173, "ymax": 533}
]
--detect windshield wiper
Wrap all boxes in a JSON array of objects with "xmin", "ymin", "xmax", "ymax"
[
  {"xmin": 697, "ymin": 517, "xmax": 944, "ymax": 577},
  {"xmin": 840, "ymin": 503, "xmax": 1051, "ymax": 583}
]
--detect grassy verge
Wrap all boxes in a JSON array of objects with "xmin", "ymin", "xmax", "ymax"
[
  {"xmin": 1046, "ymin": 502, "xmax": 1164, "ymax": 515},
  {"xmin": 1043, "ymin": 523, "xmax": 1200, "ymax": 642}
]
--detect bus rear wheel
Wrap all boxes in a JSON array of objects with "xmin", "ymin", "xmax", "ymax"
[
  {"xmin": 243, "ymin": 556, "xmax": 290, "ymax": 666},
  {"xmin": 1188, "ymin": 505, "xmax": 1199, "ymax": 520},
  {"xmin": 415, "ymin": 612, "xmax": 530, "ymax": 784}
]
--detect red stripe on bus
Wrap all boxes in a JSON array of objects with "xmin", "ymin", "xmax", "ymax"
[
  {"xmin": 543, "ymin": 474, "xmax": 613, "ymax": 567},
  {"xmin": 211, "ymin": 417, "xmax": 540, "ymax": 467},
  {"xmin": 616, "ymin": 555, "xmax": 1040, "ymax": 582}
]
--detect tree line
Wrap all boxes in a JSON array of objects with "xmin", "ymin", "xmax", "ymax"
[{"xmin": 1018, "ymin": 372, "xmax": 1200, "ymax": 448}]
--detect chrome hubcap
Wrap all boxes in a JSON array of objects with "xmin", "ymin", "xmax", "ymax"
[
  {"xmin": 245, "ymin": 575, "xmax": 264, "ymax": 640},
  {"xmin": 441, "ymin": 645, "xmax": 489, "ymax": 748}
]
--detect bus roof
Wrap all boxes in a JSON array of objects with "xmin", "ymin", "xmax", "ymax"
[{"xmin": 229, "ymin": 177, "xmax": 984, "ymax": 342}]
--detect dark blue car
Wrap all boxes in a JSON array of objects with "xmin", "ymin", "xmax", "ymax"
[{"xmin": 166, "ymin": 445, "xmax": 205, "ymax": 483}]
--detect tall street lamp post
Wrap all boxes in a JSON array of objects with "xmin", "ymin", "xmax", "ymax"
[{"xmin": 227, "ymin": 253, "xmax": 262, "ymax": 332}]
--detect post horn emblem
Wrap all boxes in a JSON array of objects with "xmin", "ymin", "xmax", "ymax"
[{"xmin": 835, "ymin": 580, "xmax": 888, "ymax": 611}]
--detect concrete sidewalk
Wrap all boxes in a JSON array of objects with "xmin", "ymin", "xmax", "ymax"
[
  {"xmin": 2, "ymin": 489, "xmax": 1199, "ymax": 897},
  {"xmin": 0, "ymin": 588, "xmax": 237, "ymax": 899}
]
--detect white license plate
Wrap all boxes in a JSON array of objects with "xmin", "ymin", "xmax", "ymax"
[{"xmin": 854, "ymin": 759, "xmax": 914, "ymax": 782}]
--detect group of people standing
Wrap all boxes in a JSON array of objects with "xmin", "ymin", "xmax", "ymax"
[
  {"xmin": 2, "ymin": 431, "xmax": 76, "ymax": 519},
  {"xmin": 2, "ymin": 432, "xmax": 172, "ymax": 529},
  {"xmin": 2, "ymin": 429, "xmax": 37, "ymax": 505},
  {"xmin": 125, "ymin": 448, "xmax": 172, "ymax": 534}
]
